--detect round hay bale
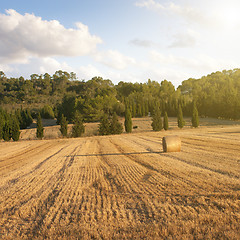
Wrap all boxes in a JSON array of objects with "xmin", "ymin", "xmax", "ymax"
[{"xmin": 162, "ymin": 135, "xmax": 181, "ymax": 152}]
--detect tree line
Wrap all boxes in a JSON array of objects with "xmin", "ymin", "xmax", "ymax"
[
  {"xmin": 0, "ymin": 100, "xmax": 199, "ymax": 141},
  {"xmin": 2, "ymin": 69, "xmax": 239, "ymax": 121},
  {"xmin": 1, "ymin": 67, "xmax": 239, "ymax": 140}
]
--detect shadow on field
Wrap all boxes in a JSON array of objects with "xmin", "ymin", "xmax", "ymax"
[{"xmin": 65, "ymin": 151, "xmax": 164, "ymax": 157}]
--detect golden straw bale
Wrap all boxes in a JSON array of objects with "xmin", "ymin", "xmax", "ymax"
[{"xmin": 162, "ymin": 135, "xmax": 181, "ymax": 152}]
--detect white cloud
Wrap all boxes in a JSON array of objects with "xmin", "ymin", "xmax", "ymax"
[
  {"xmin": 93, "ymin": 50, "xmax": 136, "ymax": 70},
  {"xmin": 168, "ymin": 29, "xmax": 199, "ymax": 48},
  {"xmin": 149, "ymin": 50, "xmax": 240, "ymax": 76},
  {"xmin": 3, "ymin": 57, "xmax": 74, "ymax": 78},
  {"xmin": 0, "ymin": 9, "xmax": 102, "ymax": 64},
  {"xmin": 129, "ymin": 38, "xmax": 155, "ymax": 48},
  {"xmin": 135, "ymin": 0, "xmax": 217, "ymax": 27},
  {"xmin": 0, "ymin": 64, "xmax": 13, "ymax": 73},
  {"xmin": 77, "ymin": 64, "xmax": 103, "ymax": 80},
  {"xmin": 135, "ymin": 0, "xmax": 164, "ymax": 11},
  {"xmin": 135, "ymin": 0, "xmax": 240, "ymax": 29}
]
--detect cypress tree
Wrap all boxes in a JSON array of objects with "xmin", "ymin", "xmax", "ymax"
[
  {"xmin": 12, "ymin": 116, "xmax": 20, "ymax": 141},
  {"xmin": 142, "ymin": 102, "xmax": 146, "ymax": 116},
  {"xmin": 124, "ymin": 108, "xmax": 132, "ymax": 133},
  {"xmin": 72, "ymin": 111, "xmax": 85, "ymax": 138},
  {"xmin": 3, "ymin": 121, "xmax": 11, "ymax": 141},
  {"xmin": 151, "ymin": 106, "xmax": 163, "ymax": 131},
  {"xmin": 145, "ymin": 101, "xmax": 149, "ymax": 116},
  {"xmin": 137, "ymin": 103, "xmax": 142, "ymax": 117},
  {"xmin": 98, "ymin": 114, "xmax": 111, "ymax": 135},
  {"xmin": 26, "ymin": 109, "xmax": 33, "ymax": 126},
  {"xmin": 36, "ymin": 113, "xmax": 44, "ymax": 139},
  {"xmin": 192, "ymin": 102, "xmax": 199, "ymax": 128},
  {"xmin": 163, "ymin": 111, "xmax": 169, "ymax": 130},
  {"xmin": 177, "ymin": 105, "xmax": 185, "ymax": 129},
  {"xmin": 56, "ymin": 108, "xmax": 63, "ymax": 125},
  {"xmin": 132, "ymin": 101, "xmax": 136, "ymax": 118},
  {"xmin": 110, "ymin": 112, "xmax": 123, "ymax": 134},
  {"xmin": 60, "ymin": 114, "xmax": 68, "ymax": 137},
  {"xmin": 20, "ymin": 109, "xmax": 28, "ymax": 129},
  {"xmin": 15, "ymin": 109, "xmax": 22, "ymax": 129},
  {"xmin": 0, "ymin": 113, "xmax": 4, "ymax": 140}
]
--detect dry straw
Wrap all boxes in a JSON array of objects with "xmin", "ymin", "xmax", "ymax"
[{"xmin": 162, "ymin": 135, "xmax": 181, "ymax": 152}]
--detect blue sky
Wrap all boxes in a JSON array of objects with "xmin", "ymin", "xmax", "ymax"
[{"xmin": 1, "ymin": 0, "xmax": 240, "ymax": 87}]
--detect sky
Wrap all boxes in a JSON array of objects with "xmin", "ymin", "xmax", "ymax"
[{"xmin": 1, "ymin": 0, "xmax": 240, "ymax": 87}]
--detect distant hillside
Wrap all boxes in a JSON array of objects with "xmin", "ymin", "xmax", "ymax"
[{"xmin": 1, "ymin": 68, "xmax": 240, "ymax": 121}]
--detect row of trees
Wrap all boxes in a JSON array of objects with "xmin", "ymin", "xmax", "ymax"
[
  {"xmin": 151, "ymin": 102, "xmax": 199, "ymax": 132},
  {"xmin": 35, "ymin": 111, "xmax": 85, "ymax": 140},
  {"xmin": 0, "ymin": 101, "xmax": 199, "ymax": 141}
]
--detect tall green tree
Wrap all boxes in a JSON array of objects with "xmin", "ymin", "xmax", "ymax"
[
  {"xmin": 0, "ymin": 113, "xmax": 4, "ymax": 140},
  {"xmin": 36, "ymin": 113, "xmax": 44, "ymax": 139},
  {"xmin": 3, "ymin": 121, "xmax": 11, "ymax": 141},
  {"xmin": 60, "ymin": 114, "xmax": 68, "ymax": 137},
  {"xmin": 177, "ymin": 105, "xmax": 185, "ymax": 129},
  {"xmin": 110, "ymin": 112, "xmax": 123, "ymax": 134},
  {"xmin": 25, "ymin": 109, "xmax": 33, "ymax": 126},
  {"xmin": 192, "ymin": 102, "xmax": 199, "ymax": 128},
  {"xmin": 11, "ymin": 116, "xmax": 20, "ymax": 141},
  {"xmin": 72, "ymin": 111, "xmax": 85, "ymax": 138},
  {"xmin": 151, "ymin": 106, "xmax": 163, "ymax": 131},
  {"xmin": 124, "ymin": 108, "xmax": 132, "ymax": 133},
  {"xmin": 163, "ymin": 111, "xmax": 169, "ymax": 130}
]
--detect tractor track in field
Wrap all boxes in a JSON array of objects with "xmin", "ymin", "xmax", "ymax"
[{"xmin": 0, "ymin": 125, "xmax": 240, "ymax": 239}]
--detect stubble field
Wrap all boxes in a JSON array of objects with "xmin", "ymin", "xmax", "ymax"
[{"xmin": 0, "ymin": 118, "xmax": 240, "ymax": 239}]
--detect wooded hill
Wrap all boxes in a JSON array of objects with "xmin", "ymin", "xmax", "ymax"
[{"xmin": 1, "ymin": 68, "xmax": 240, "ymax": 122}]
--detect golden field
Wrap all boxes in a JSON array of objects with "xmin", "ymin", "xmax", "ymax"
[{"xmin": 0, "ymin": 117, "xmax": 240, "ymax": 239}]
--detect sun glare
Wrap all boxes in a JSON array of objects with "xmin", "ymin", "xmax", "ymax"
[{"xmin": 216, "ymin": 2, "xmax": 240, "ymax": 28}]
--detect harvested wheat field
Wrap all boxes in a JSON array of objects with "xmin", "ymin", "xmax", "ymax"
[{"xmin": 0, "ymin": 120, "xmax": 240, "ymax": 239}]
